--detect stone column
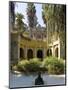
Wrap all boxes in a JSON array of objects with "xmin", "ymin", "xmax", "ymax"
[
  {"xmin": 58, "ymin": 43, "xmax": 60, "ymax": 59},
  {"xmin": 43, "ymin": 48, "xmax": 46, "ymax": 58},
  {"xmin": 33, "ymin": 48, "xmax": 37, "ymax": 58},
  {"xmin": 24, "ymin": 47, "xmax": 27, "ymax": 59},
  {"xmin": 53, "ymin": 46, "xmax": 55, "ymax": 57},
  {"xmin": 51, "ymin": 46, "xmax": 53, "ymax": 56},
  {"xmin": 18, "ymin": 34, "xmax": 20, "ymax": 61}
]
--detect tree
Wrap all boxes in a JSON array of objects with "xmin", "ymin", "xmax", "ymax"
[
  {"xmin": 42, "ymin": 4, "xmax": 55, "ymax": 44},
  {"xmin": 15, "ymin": 13, "xmax": 26, "ymax": 33},
  {"xmin": 27, "ymin": 3, "xmax": 38, "ymax": 28},
  {"xmin": 42, "ymin": 4, "xmax": 66, "ymax": 46},
  {"xmin": 42, "ymin": 4, "xmax": 66, "ymax": 59}
]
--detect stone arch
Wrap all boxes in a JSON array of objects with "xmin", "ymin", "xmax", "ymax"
[
  {"xmin": 20, "ymin": 48, "xmax": 24, "ymax": 59},
  {"xmin": 47, "ymin": 49, "xmax": 52, "ymax": 56},
  {"xmin": 55, "ymin": 47, "xmax": 58, "ymax": 57},
  {"xmin": 37, "ymin": 49, "xmax": 43, "ymax": 60},
  {"xmin": 27, "ymin": 49, "xmax": 33, "ymax": 60}
]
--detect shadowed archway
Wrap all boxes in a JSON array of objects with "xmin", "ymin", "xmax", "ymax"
[
  {"xmin": 20, "ymin": 48, "xmax": 24, "ymax": 59},
  {"xmin": 27, "ymin": 49, "xmax": 33, "ymax": 60},
  {"xmin": 37, "ymin": 50, "xmax": 43, "ymax": 61},
  {"xmin": 47, "ymin": 49, "xmax": 52, "ymax": 56},
  {"xmin": 55, "ymin": 47, "xmax": 58, "ymax": 57}
]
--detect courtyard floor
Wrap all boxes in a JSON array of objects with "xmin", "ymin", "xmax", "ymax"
[{"xmin": 9, "ymin": 72, "xmax": 65, "ymax": 88}]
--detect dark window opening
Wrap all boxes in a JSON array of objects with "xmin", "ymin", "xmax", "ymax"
[
  {"xmin": 47, "ymin": 49, "xmax": 52, "ymax": 56},
  {"xmin": 27, "ymin": 49, "xmax": 33, "ymax": 60},
  {"xmin": 20, "ymin": 48, "xmax": 24, "ymax": 59},
  {"xmin": 55, "ymin": 48, "xmax": 58, "ymax": 57},
  {"xmin": 37, "ymin": 50, "xmax": 43, "ymax": 61}
]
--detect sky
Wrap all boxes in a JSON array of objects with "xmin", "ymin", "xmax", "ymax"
[{"xmin": 15, "ymin": 2, "xmax": 45, "ymax": 27}]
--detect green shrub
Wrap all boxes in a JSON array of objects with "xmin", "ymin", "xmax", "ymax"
[
  {"xmin": 12, "ymin": 57, "xmax": 64, "ymax": 74},
  {"xmin": 43, "ymin": 57, "xmax": 64, "ymax": 74},
  {"xmin": 16, "ymin": 58, "xmax": 47, "ymax": 73},
  {"xmin": 12, "ymin": 65, "xmax": 18, "ymax": 71},
  {"xmin": 25, "ymin": 59, "xmax": 41, "ymax": 72},
  {"xmin": 43, "ymin": 57, "xmax": 55, "ymax": 68},
  {"xmin": 17, "ymin": 60, "xmax": 29, "ymax": 72},
  {"xmin": 17, "ymin": 58, "xmax": 42, "ymax": 72}
]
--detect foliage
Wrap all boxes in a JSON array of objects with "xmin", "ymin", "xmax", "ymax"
[
  {"xmin": 25, "ymin": 58, "xmax": 41, "ymax": 72},
  {"xmin": 42, "ymin": 4, "xmax": 66, "ymax": 46},
  {"xmin": 27, "ymin": 3, "xmax": 38, "ymax": 27},
  {"xmin": 17, "ymin": 60, "xmax": 29, "ymax": 72},
  {"xmin": 18, "ymin": 58, "xmax": 41, "ymax": 72},
  {"xmin": 12, "ymin": 58, "xmax": 47, "ymax": 73},
  {"xmin": 12, "ymin": 57, "xmax": 64, "ymax": 74},
  {"xmin": 42, "ymin": 56, "xmax": 64, "ymax": 74},
  {"xmin": 15, "ymin": 13, "xmax": 26, "ymax": 33},
  {"xmin": 12, "ymin": 65, "xmax": 18, "ymax": 71}
]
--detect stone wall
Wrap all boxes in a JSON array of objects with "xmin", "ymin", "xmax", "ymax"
[
  {"xmin": 10, "ymin": 33, "xmax": 19, "ymax": 64},
  {"xmin": 60, "ymin": 43, "xmax": 66, "ymax": 60}
]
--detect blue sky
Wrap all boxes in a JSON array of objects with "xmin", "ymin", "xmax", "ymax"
[{"xmin": 15, "ymin": 2, "xmax": 45, "ymax": 27}]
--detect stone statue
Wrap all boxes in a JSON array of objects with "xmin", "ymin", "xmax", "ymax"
[{"xmin": 35, "ymin": 72, "xmax": 44, "ymax": 85}]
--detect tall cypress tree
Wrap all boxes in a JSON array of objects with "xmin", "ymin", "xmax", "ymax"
[{"xmin": 27, "ymin": 3, "xmax": 37, "ymax": 28}]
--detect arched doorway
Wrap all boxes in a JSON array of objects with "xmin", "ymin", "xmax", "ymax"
[
  {"xmin": 47, "ymin": 49, "xmax": 52, "ymax": 56},
  {"xmin": 27, "ymin": 49, "xmax": 33, "ymax": 60},
  {"xmin": 37, "ymin": 50, "xmax": 43, "ymax": 60},
  {"xmin": 55, "ymin": 47, "xmax": 58, "ymax": 57},
  {"xmin": 20, "ymin": 48, "xmax": 24, "ymax": 59}
]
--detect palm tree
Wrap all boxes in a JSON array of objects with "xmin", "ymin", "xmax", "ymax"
[
  {"xmin": 16, "ymin": 13, "xmax": 28, "ymax": 34},
  {"xmin": 15, "ymin": 13, "xmax": 25, "ymax": 32},
  {"xmin": 42, "ymin": 4, "xmax": 66, "ymax": 46}
]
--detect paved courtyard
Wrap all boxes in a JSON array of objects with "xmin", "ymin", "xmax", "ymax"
[{"xmin": 10, "ymin": 73, "xmax": 65, "ymax": 88}]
